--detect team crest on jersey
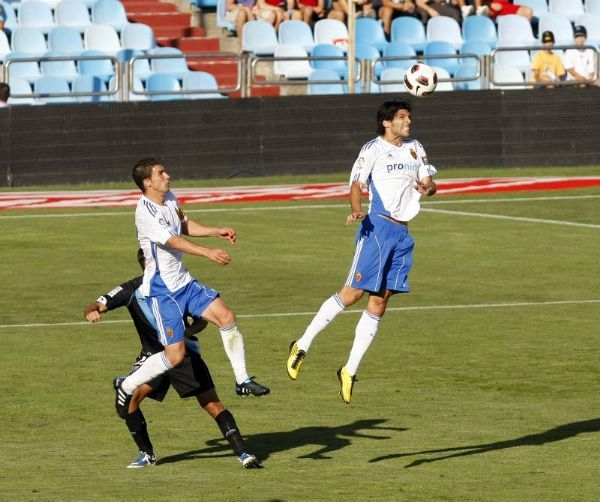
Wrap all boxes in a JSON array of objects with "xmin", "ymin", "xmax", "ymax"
[
  {"xmin": 167, "ymin": 328, "xmax": 174, "ymax": 338},
  {"xmin": 355, "ymin": 272, "xmax": 362, "ymax": 282},
  {"xmin": 358, "ymin": 157, "xmax": 367, "ymax": 169},
  {"xmin": 410, "ymin": 149, "xmax": 417, "ymax": 160},
  {"xmin": 158, "ymin": 217, "xmax": 168, "ymax": 228}
]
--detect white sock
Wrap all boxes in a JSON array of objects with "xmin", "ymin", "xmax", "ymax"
[
  {"xmin": 297, "ymin": 293, "xmax": 345, "ymax": 352},
  {"xmin": 122, "ymin": 351, "xmax": 173, "ymax": 394},
  {"xmin": 345, "ymin": 310, "xmax": 381, "ymax": 375},
  {"xmin": 220, "ymin": 322, "xmax": 249, "ymax": 385}
]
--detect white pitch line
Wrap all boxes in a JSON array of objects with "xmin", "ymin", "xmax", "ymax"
[{"xmin": 1, "ymin": 298, "xmax": 599, "ymax": 330}]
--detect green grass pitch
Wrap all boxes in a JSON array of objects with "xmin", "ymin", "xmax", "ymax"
[{"xmin": 1, "ymin": 168, "xmax": 600, "ymax": 501}]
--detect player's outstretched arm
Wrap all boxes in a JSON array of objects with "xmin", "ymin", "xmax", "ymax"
[
  {"xmin": 182, "ymin": 220, "xmax": 237, "ymax": 245},
  {"xmin": 84, "ymin": 302, "xmax": 108, "ymax": 322},
  {"xmin": 167, "ymin": 235, "xmax": 231, "ymax": 265}
]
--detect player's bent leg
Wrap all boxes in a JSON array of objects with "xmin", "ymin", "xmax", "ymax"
[
  {"xmin": 196, "ymin": 388, "xmax": 225, "ymax": 418},
  {"xmin": 214, "ymin": 408, "xmax": 262, "ymax": 469},
  {"xmin": 122, "ymin": 384, "xmax": 157, "ymax": 468}
]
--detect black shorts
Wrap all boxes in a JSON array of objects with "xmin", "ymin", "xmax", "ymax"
[{"xmin": 129, "ymin": 340, "xmax": 215, "ymax": 402}]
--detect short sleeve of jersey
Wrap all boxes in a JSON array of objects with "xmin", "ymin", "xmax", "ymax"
[
  {"xmin": 97, "ymin": 276, "xmax": 143, "ymax": 311},
  {"xmin": 142, "ymin": 192, "xmax": 180, "ymax": 246},
  {"xmin": 349, "ymin": 139, "xmax": 379, "ymax": 186},
  {"xmin": 414, "ymin": 140, "xmax": 437, "ymax": 180}
]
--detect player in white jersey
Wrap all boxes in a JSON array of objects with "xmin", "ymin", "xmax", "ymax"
[
  {"xmin": 115, "ymin": 158, "xmax": 269, "ymax": 419},
  {"xmin": 286, "ymin": 99, "xmax": 437, "ymax": 403}
]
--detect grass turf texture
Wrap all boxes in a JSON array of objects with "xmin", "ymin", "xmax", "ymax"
[{"xmin": 1, "ymin": 172, "xmax": 599, "ymax": 500}]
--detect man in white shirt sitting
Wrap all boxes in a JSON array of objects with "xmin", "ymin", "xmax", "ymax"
[{"xmin": 563, "ymin": 25, "xmax": 598, "ymax": 88}]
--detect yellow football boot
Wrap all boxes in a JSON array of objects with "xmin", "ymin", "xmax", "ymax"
[
  {"xmin": 286, "ymin": 341, "xmax": 306, "ymax": 380},
  {"xmin": 337, "ymin": 366, "xmax": 357, "ymax": 404}
]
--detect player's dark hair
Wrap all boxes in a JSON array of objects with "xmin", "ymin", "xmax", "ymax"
[
  {"xmin": 132, "ymin": 157, "xmax": 161, "ymax": 192},
  {"xmin": 137, "ymin": 248, "xmax": 145, "ymax": 271},
  {"xmin": 0, "ymin": 83, "xmax": 10, "ymax": 102},
  {"xmin": 376, "ymin": 99, "xmax": 412, "ymax": 135}
]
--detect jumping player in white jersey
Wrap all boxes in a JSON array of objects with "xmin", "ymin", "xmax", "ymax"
[
  {"xmin": 115, "ymin": 158, "xmax": 269, "ymax": 418},
  {"xmin": 286, "ymin": 99, "xmax": 437, "ymax": 404}
]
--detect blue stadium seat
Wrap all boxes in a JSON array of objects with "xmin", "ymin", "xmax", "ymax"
[
  {"xmin": 116, "ymin": 49, "xmax": 153, "ymax": 80},
  {"xmin": 278, "ymin": 20, "xmax": 315, "ymax": 53},
  {"xmin": 242, "ymin": 20, "xmax": 278, "ymax": 55},
  {"xmin": 84, "ymin": 25, "xmax": 122, "ymax": 54},
  {"xmin": 18, "ymin": 1, "xmax": 55, "ymax": 34},
  {"xmin": 109, "ymin": 74, "xmax": 148, "ymax": 100},
  {"xmin": 40, "ymin": 50, "xmax": 79, "ymax": 82},
  {"xmin": 11, "ymin": 27, "xmax": 48, "ymax": 54},
  {"xmin": 391, "ymin": 16, "xmax": 426, "ymax": 52},
  {"xmin": 216, "ymin": 0, "xmax": 235, "ymax": 33},
  {"xmin": 378, "ymin": 67, "xmax": 406, "ymax": 93},
  {"xmin": 460, "ymin": 40, "xmax": 491, "ymax": 68},
  {"xmin": 92, "ymin": 0, "xmax": 130, "ymax": 32},
  {"xmin": 72, "ymin": 75, "xmax": 111, "ymax": 102},
  {"xmin": 6, "ymin": 77, "xmax": 35, "ymax": 105},
  {"xmin": 539, "ymin": 14, "xmax": 577, "ymax": 45},
  {"xmin": 491, "ymin": 63, "xmax": 527, "ymax": 89},
  {"xmin": 549, "ymin": 0, "xmax": 585, "ymax": 22},
  {"xmin": 586, "ymin": 0, "xmax": 600, "ymax": 16},
  {"xmin": 462, "ymin": 15, "xmax": 497, "ymax": 49},
  {"xmin": 453, "ymin": 65, "xmax": 481, "ymax": 90},
  {"xmin": 311, "ymin": 43, "xmax": 347, "ymax": 78},
  {"xmin": 497, "ymin": 14, "xmax": 538, "ymax": 45},
  {"xmin": 424, "ymin": 40, "xmax": 460, "ymax": 76},
  {"xmin": 426, "ymin": 15, "xmax": 463, "ymax": 49},
  {"xmin": 382, "ymin": 42, "xmax": 417, "ymax": 70},
  {"xmin": 314, "ymin": 19, "xmax": 349, "ymax": 49},
  {"xmin": 121, "ymin": 23, "xmax": 155, "ymax": 51},
  {"xmin": 190, "ymin": 0, "xmax": 218, "ymax": 7},
  {"xmin": 356, "ymin": 43, "xmax": 383, "ymax": 78},
  {"xmin": 34, "ymin": 75, "xmax": 74, "ymax": 104},
  {"xmin": 48, "ymin": 27, "xmax": 85, "ymax": 54},
  {"xmin": 78, "ymin": 50, "xmax": 116, "ymax": 82},
  {"xmin": 274, "ymin": 44, "xmax": 312, "ymax": 79},
  {"xmin": 55, "ymin": 0, "xmax": 92, "ymax": 34},
  {"xmin": 149, "ymin": 47, "xmax": 191, "ymax": 79},
  {"xmin": 146, "ymin": 73, "xmax": 184, "ymax": 101},
  {"xmin": 430, "ymin": 66, "xmax": 453, "ymax": 91},
  {"xmin": 307, "ymin": 68, "xmax": 345, "ymax": 95},
  {"xmin": 182, "ymin": 71, "xmax": 226, "ymax": 99},
  {"xmin": 494, "ymin": 41, "xmax": 532, "ymax": 72},
  {"xmin": 519, "ymin": 0, "xmax": 549, "ymax": 17},
  {"xmin": 0, "ymin": 30, "xmax": 9, "ymax": 62},
  {"xmin": 4, "ymin": 52, "xmax": 42, "ymax": 83},
  {"xmin": 355, "ymin": 17, "xmax": 388, "ymax": 52},
  {"xmin": 575, "ymin": 13, "xmax": 600, "ymax": 47}
]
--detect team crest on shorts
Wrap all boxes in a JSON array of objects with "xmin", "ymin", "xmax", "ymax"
[
  {"xmin": 167, "ymin": 328, "xmax": 174, "ymax": 338},
  {"xmin": 355, "ymin": 272, "xmax": 362, "ymax": 282},
  {"xmin": 410, "ymin": 149, "xmax": 417, "ymax": 160}
]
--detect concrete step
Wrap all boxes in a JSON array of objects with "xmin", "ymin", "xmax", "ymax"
[
  {"xmin": 177, "ymin": 37, "xmax": 220, "ymax": 52},
  {"xmin": 124, "ymin": 3, "xmax": 177, "ymax": 13},
  {"xmin": 128, "ymin": 12, "xmax": 192, "ymax": 28}
]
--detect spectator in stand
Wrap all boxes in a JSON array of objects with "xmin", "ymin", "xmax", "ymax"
[
  {"xmin": 327, "ymin": 0, "xmax": 376, "ymax": 22},
  {"xmin": 563, "ymin": 25, "xmax": 598, "ymax": 88},
  {"xmin": 531, "ymin": 30, "xmax": 565, "ymax": 89},
  {"xmin": 296, "ymin": 0, "xmax": 326, "ymax": 25},
  {"xmin": 471, "ymin": 0, "xmax": 532, "ymax": 21},
  {"xmin": 225, "ymin": 0, "xmax": 257, "ymax": 36},
  {"xmin": 416, "ymin": 0, "xmax": 464, "ymax": 24},
  {"xmin": 379, "ymin": 0, "xmax": 426, "ymax": 38},
  {"xmin": 256, "ymin": 0, "xmax": 298, "ymax": 30},
  {"xmin": 0, "ymin": 83, "xmax": 9, "ymax": 108},
  {"xmin": 0, "ymin": 3, "xmax": 10, "ymax": 39}
]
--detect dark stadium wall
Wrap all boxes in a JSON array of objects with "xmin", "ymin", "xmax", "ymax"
[{"xmin": 0, "ymin": 88, "xmax": 598, "ymax": 187}]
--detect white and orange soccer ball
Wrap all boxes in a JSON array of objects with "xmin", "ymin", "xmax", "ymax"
[{"xmin": 404, "ymin": 63, "xmax": 438, "ymax": 97}]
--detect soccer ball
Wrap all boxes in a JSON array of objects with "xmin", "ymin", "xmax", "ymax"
[{"xmin": 404, "ymin": 64, "xmax": 438, "ymax": 97}]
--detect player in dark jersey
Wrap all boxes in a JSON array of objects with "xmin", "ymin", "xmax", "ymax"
[{"xmin": 83, "ymin": 251, "xmax": 261, "ymax": 469}]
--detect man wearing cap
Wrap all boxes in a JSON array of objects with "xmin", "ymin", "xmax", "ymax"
[
  {"xmin": 531, "ymin": 30, "xmax": 566, "ymax": 88},
  {"xmin": 563, "ymin": 25, "xmax": 597, "ymax": 88}
]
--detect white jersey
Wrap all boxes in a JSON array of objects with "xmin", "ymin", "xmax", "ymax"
[
  {"xmin": 349, "ymin": 136, "xmax": 437, "ymax": 222},
  {"xmin": 563, "ymin": 48, "xmax": 596, "ymax": 80},
  {"xmin": 135, "ymin": 190, "xmax": 192, "ymax": 296}
]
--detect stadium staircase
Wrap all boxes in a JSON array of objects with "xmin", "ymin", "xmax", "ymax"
[{"xmin": 121, "ymin": 0, "xmax": 280, "ymax": 97}]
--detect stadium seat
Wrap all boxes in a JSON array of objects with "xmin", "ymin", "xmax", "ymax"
[
  {"xmin": 109, "ymin": 74, "xmax": 147, "ymax": 100},
  {"xmin": 117, "ymin": 49, "xmax": 153, "ymax": 80},
  {"xmin": 34, "ymin": 75, "xmax": 74, "ymax": 104},
  {"xmin": 494, "ymin": 41, "xmax": 532, "ymax": 72},
  {"xmin": 355, "ymin": 17, "xmax": 388, "ymax": 52},
  {"xmin": 242, "ymin": 20, "xmax": 278, "ymax": 55},
  {"xmin": 0, "ymin": 30, "xmax": 9, "ymax": 62},
  {"xmin": 453, "ymin": 65, "xmax": 481, "ymax": 90},
  {"xmin": 574, "ymin": 13, "xmax": 600, "ymax": 46},
  {"xmin": 18, "ymin": 1, "xmax": 55, "ymax": 34},
  {"xmin": 149, "ymin": 47, "xmax": 191, "ymax": 79},
  {"xmin": 307, "ymin": 68, "xmax": 345, "ymax": 95},
  {"xmin": 491, "ymin": 63, "xmax": 527, "ymax": 89},
  {"xmin": 190, "ymin": 0, "xmax": 218, "ymax": 7},
  {"xmin": 4, "ymin": 52, "xmax": 42, "ymax": 83},
  {"xmin": 378, "ymin": 67, "xmax": 406, "ymax": 93},
  {"xmin": 391, "ymin": 16, "xmax": 427, "ymax": 52},
  {"xmin": 426, "ymin": 15, "xmax": 463, "ymax": 49},
  {"xmin": 314, "ymin": 19, "xmax": 349, "ymax": 49},
  {"xmin": 539, "ymin": 14, "xmax": 577, "ymax": 45},
  {"xmin": 519, "ymin": 0, "xmax": 549, "ymax": 17},
  {"xmin": 278, "ymin": 20, "xmax": 315, "ymax": 53},
  {"xmin": 355, "ymin": 43, "xmax": 383, "ymax": 78},
  {"xmin": 84, "ymin": 25, "xmax": 122, "ymax": 54},
  {"xmin": 424, "ymin": 40, "xmax": 460, "ymax": 76},
  {"xmin": 462, "ymin": 15, "xmax": 498, "ymax": 49},
  {"xmin": 78, "ymin": 49, "xmax": 116, "ymax": 82},
  {"xmin": 40, "ymin": 50, "xmax": 79, "ymax": 82},
  {"xmin": 6, "ymin": 77, "xmax": 35, "ymax": 105},
  {"xmin": 274, "ymin": 44, "xmax": 312, "ymax": 79},
  {"xmin": 497, "ymin": 14, "xmax": 538, "ymax": 45},
  {"xmin": 586, "ymin": 0, "xmax": 600, "ymax": 16},
  {"xmin": 430, "ymin": 66, "xmax": 453, "ymax": 91},
  {"xmin": 121, "ymin": 23, "xmax": 155, "ymax": 51},
  {"xmin": 55, "ymin": 0, "xmax": 92, "ymax": 34},
  {"xmin": 72, "ymin": 75, "xmax": 111, "ymax": 102},
  {"xmin": 382, "ymin": 42, "xmax": 417, "ymax": 70},
  {"xmin": 37, "ymin": 0, "xmax": 63, "ymax": 8},
  {"xmin": 0, "ymin": 2, "xmax": 18, "ymax": 32},
  {"xmin": 216, "ymin": 0, "xmax": 236, "ymax": 33},
  {"xmin": 48, "ymin": 27, "xmax": 85, "ymax": 54},
  {"xmin": 459, "ymin": 40, "xmax": 490, "ymax": 70},
  {"xmin": 311, "ymin": 43, "xmax": 347, "ymax": 79},
  {"xmin": 549, "ymin": 0, "xmax": 585, "ymax": 22},
  {"xmin": 92, "ymin": 0, "xmax": 130, "ymax": 32},
  {"xmin": 182, "ymin": 71, "xmax": 226, "ymax": 99},
  {"xmin": 146, "ymin": 73, "xmax": 184, "ymax": 101},
  {"xmin": 11, "ymin": 27, "xmax": 48, "ymax": 55}
]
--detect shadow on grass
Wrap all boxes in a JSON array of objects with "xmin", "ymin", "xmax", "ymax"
[
  {"xmin": 369, "ymin": 417, "xmax": 600, "ymax": 468},
  {"xmin": 158, "ymin": 418, "xmax": 407, "ymax": 465}
]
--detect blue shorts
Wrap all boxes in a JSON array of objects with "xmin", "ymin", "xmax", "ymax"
[
  {"xmin": 345, "ymin": 215, "xmax": 415, "ymax": 294},
  {"xmin": 146, "ymin": 280, "xmax": 219, "ymax": 346}
]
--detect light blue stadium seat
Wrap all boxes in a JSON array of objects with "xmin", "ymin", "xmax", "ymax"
[
  {"xmin": 190, "ymin": 0, "xmax": 218, "ymax": 7},
  {"xmin": 378, "ymin": 67, "xmax": 406, "ymax": 93},
  {"xmin": 6, "ymin": 77, "xmax": 35, "ymax": 105},
  {"xmin": 92, "ymin": 0, "xmax": 130, "ymax": 32},
  {"xmin": 242, "ymin": 20, "xmax": 278, "ymax": 55},
  {"xmin": 539, "ymin": 14, "xmax": 576, "ymax": 45},
  {"xmin": 460, "ymin": 40, "xmax": 491, "ymax": 68},
  {"xmin": 0, "ymin": 30, "xmax": 9, "ymax": 61},
  {"xmin": 84, "ymin": 24, "xmax": 122, "ymax": 54},
  {"xmin": 48, "ymin": 27, "xmax": 85, "ymax": 54},
  {"xmin": 34, "ymin": 75, "xmax": 74, "ymax": 104},
  {"xmin": 494, "ymin": 41, "xmax": 532, "ymax": 72},
  {"xmin": 121, "ymin": 23, "xmax": 155, "ymax": 51},
  {"xmin": 41, "ymin": 50, "xmax": 79, "ymax": 82},
  {"xmin": 549, "ymin": 0, "xmax": 585, "ymax": 22},
  {"xmin": 11, "ymin": 27, "xmax": 48, "ymax": 54},
  {"xmin": 55, "ymin": 0, "xmax": 92, "ymax": 34},
  {"xmin": 313, "ymin": 19, "xmax": 349, "ymax": 48},
  {"xmin": 146, "ymin": 73, "xmax": 184, "ymax": 101},
  {"xmin": 149, "ymin": 47, "xmax": 190, "ymax": 79},
  {"xmin": 424, "ymin": 40, "xmax": 460, "ymax": 76},
  {"xmin": 216, "ymin": 0, "xmax": 235, "ymax": 32},
  {"xmin": 356, "ymin": 43, "xmax": 383, "ymax": 78},
  {"xmin": 497, "ymin": 14, "xmax": 538, "ymax": 45},
  {"xmin": 519, "ymin": 0, "xmax": 549, "ymax": 17},
  {"xmin": 278, "ymin": 20, "xmax": 315, "ymax": 53},
  {"xmin": 4, "ymin": 52, "xmax": 42, "ymax": 83},
  {"xmin": 430, "ymin": 66, "xmax": 453, "ymax": 91},
  {"xmin": 274, "ymin": 44, "xmax": 312, "ymax": 79},
  {"xmin": 355, "ymin": 17, "xmax": 388, "ymax": 52},
  {"xmin": 391, "ymin": 16, "xmax": 426, "ymax": 52},
  {"xmin": 182, "ymin": 71, "xmax": 226, "ymax": 99},
  {"xmin": 1, "ymin": 1, "xmax": 18, "ymax": 32},
  {"xmin": 383, "ymin": 42, "xmax": 417, "ymax": 70},
  {"xmin": 78, "ymin": 49, "xmax": 116, "ymax": 82},
  {"xmin": 586, "ymin": 0, "xmax": 600, "ymax": 16},
  {"xmin": 575, "ymin": 13, "xmax": 600, "ymax": 46},
  {"xmin": 116, "ymin": 49, "xmax": 153, "ymax": 80},
  {"xmin": 18, "ymin": 1, "xmax": 55, "ymax": 34},
  {"xmin": 491, "ymin": 63, "xmax": 527, "ymax": 89},
  {"xmin": 307, "ymin": 68, "xmax": 345, "ymax": 95},
  {"xmin": 108, "ymin": 74, "xmax": 147, "ymax": 100},
  {"xmin": 453, "ymin": 65, "xmax": 481, "ymax": 90},
  {"xmin": 462, "ymin": 15, "xmax": 497, "ymax": 49},
  {"xmin": 72, "ymin": 75, "xmax": 111, "ymax": 102},
  {"xmin": 311, "ymin": 43, "xmax": 347, "ymax": 78},
  {"xmin": 427, "ymin": 15, "xmax": 464, "ymax": 49}
]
